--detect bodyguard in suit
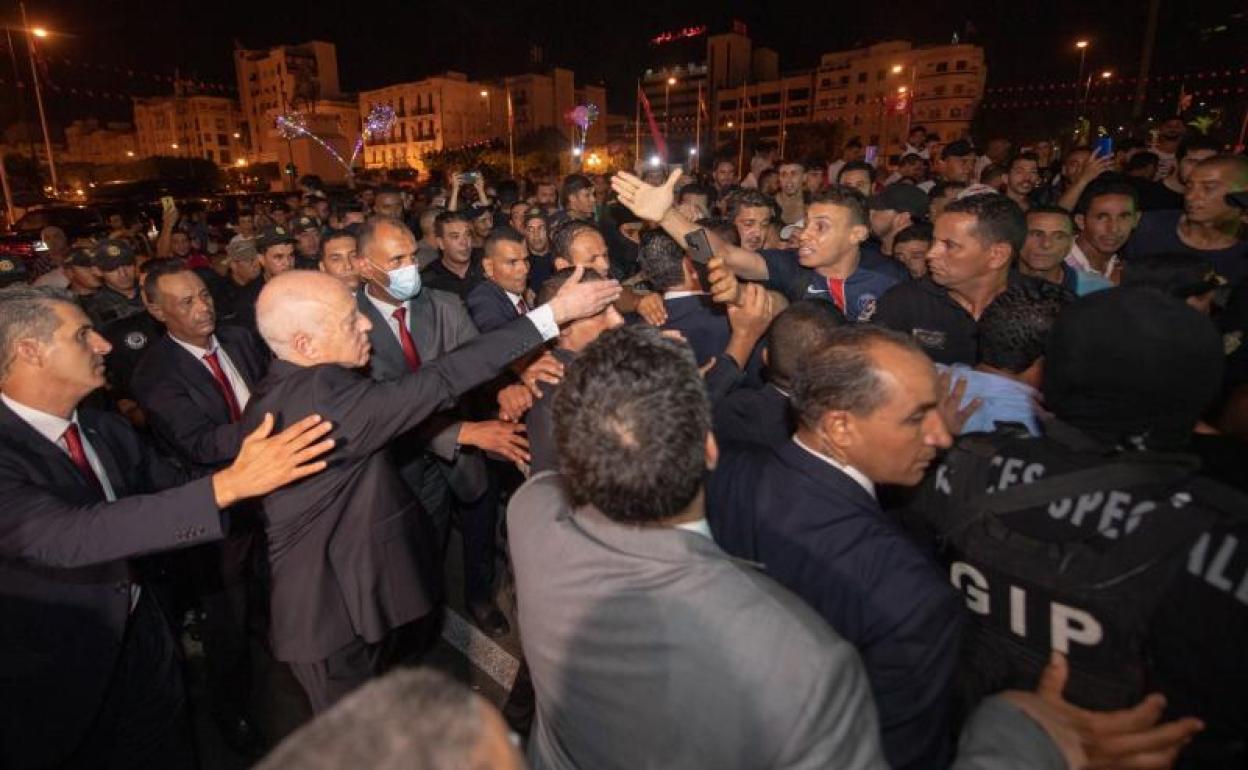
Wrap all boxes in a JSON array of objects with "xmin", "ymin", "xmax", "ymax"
[
  {"xmin": 242, "ymin": 264, "xmax": 618, "ymax": 712},
  {"xmin": 509, "ymin": 325, "xmax": 886, "ymax": 770},
  {"xmin": 465, "ymin": 227, "xmax": 534, "ymax": 333},
  {"xmin": 355, "ymin": 218, "xmax": 530, "ymax": 636},
  {"xmin": 708, "ymin": 325, "xmax": 963, "ymax": 770},
  {"xmin": 713, "ymin": 299, "xmax": 844, "ymax": 448},
  {"xmin": 0, "ymin": 285, "xmax": 332, "ymax": 769},
  {"xmin": 130, "ymin": 259, "xmax": 272, "ymax": 749}
]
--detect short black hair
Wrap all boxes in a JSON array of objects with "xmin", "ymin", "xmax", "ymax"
[
  {"xmin": 775, "ymin": 158, "xmax": 805, "ymax": 170},
  {"xmin": 553, "ymin": 325, "xmax": 711, "ymax": 524},
  {"xmin": 433, "ymin": 209, "xmax": 475, "ymax": 237},
  {"xmin": 319, "ymin": 228, "xmax": 357, "ymax": 259},
  {"xmin": 1074, "ymin": 174, "xmax": 1140, "ymax": 216},
  {"xmin": 792, "ymin": 325, "xmax": 923, "ymax": 429},
  {"xmin": 698, "ymin": 217, "xmax": 740, "ymax": 247},
  {"xmin": 978, "ymin": 281, "xmax": 1073, "ymax": 373},
  {"xmin": 561, "ymin": 173, "xmax": 593, "ymax": 203},
  {"xmin": 725, "ymin": 189, "xmax": 773, "ymax": 222},
  {"xmin": 537, "ymin": 266, "xmax": 609, "ymax": 305},
  {"xmin": 142, "ymin": 257, "xmax": 191, "ymax": 304},
  {"xmin": 549, "ymin": 220, "xmax": 600, "ymax": 261},
  {"xmin": 844, "ymin": 137, "xmax": 863, "ymax": 149},
  {"xmin": 838, "ymin": 160, "xmax": 876, "ymax": 183},
  {"xmin": 637, "ymin": 230, "xmax": 687, "ymax": 292},
  {"xmin": 677, "ymin": 182, "xmax": 716, "ymax": 207},
  {"xmin": 894, "ymin": 222, "xmax": 933, "ymax": 247},
  {"xmin": 942, "ymin": 193, "xmax": 1027, "ymax": 257},
  {"xmin": 1124, "ymin": 151, "xmax": 1159, "ymax": 173},
  {"xmin": 1026, "ymin": 205, "xmax": 1074, "ymax": 231},
  {"xmin": 766, "ymin": 300, "xmax": 845, "ymax": 389},
  {"xmin": 1175, "ymin": 135, "xmax": 1222, "ymax": 162},
  {"xmin": 808, "ymin": 188, "xmax": 868, "ymax": 227},
  {"xmin": 909, "ymin": 125, "xmax": 927, "ymax": 136},
  {"xmin": 483, "ymin": 226, "xmax": 525, "ymax": 259},
  {"xmin": 1007, "ymin": 152, "xmax": 1040, "ymax": 172}
]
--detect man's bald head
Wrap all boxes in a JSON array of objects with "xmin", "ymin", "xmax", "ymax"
[
  {"xmin": 257, "ymin": 270, "xmax": 373, "ymax": 368},
  {"xmin": 357, "ymin": 216, "xmax": 415, "ymax": 261}
]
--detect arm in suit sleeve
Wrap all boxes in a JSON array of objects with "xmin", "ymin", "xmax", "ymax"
[
  {"xmin": 420, "ymin": 291, "xmax": 489, "ymax": 461},
  {"xmin": 0, "ymin": 465, "xmax": 222, "ymax": 568},
  {"xmin": 320, "ymin": 313, "xmax": 545, "ymax": 459},
  {"xmin": 132, "ymin": 371, "xmax": 247, "ymax": 469},
  {"xmin": 465, "ymin": 283, "xmax": 514, "ymax": 333}
]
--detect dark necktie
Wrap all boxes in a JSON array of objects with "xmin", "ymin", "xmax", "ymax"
[
  {"xmin": 516, "ymin": 297, "xmax": 529, "ymax": 314},
  {"xmin": 62, "ymin": 423, "xmax": 106, "ymax": 498},
  {"xmin": 391, "ymin": 306, "xmax": 423, "ymax": 372},
  {"xmin": 203, "ymin": 351, "xmax": 243, "ymax": 422}
]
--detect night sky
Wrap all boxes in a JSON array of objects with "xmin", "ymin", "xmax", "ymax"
[{"xmin": 7, "ymin": 0, "xmax": 1245, "ymax": 128}]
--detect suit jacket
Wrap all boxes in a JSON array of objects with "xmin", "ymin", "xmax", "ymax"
[
  {"xmin": 713, "ymin": 382, "xmax": 793, "ymax": 448},
  {"xmin": 524, "ymin": 347, "xmax": 578, "ymax": 475},
  {"xmin": 661, "ymin": 294, "xmax": 731, "ymax": 366},
  {"xmin": 0, "ymin": 403, "xmax": 223, "ymax": 768},
  {"xmin": 131, "ymin": 325, "xmax": 270, "ymax": 470},
  {"xmin": 243, "ymin": 314, "xmax": 544, "ymax": 663},
  {"xmin": 509, "ymin": 472, "xmax": 887, "ymax": 770},
  {"xmin": 707, "ymin": 441, "xmax": 964, "ymax": 770},
  {"xmin": 465, "ymin": 279, "xmax": 522, "ymax": 333}
]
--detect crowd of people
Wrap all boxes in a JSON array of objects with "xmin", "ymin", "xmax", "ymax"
[{"xmin": 2, "ymin": 122, "xmax": 1247, "ymax": 770}]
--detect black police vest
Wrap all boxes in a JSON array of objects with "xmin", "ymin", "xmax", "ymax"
[{"xmin": 926, "ymin": 422, "xmax": 1217, "ymax": 712}]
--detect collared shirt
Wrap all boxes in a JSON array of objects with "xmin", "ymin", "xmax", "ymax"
[
  {"xmin": 791, "ymin": 435, "xmax": 876, "ymax": 499},
  {"xmin": 662, "ymin": 289, "xmax": 706, "ymax": 300},
  {"xmin": 940, "ymin": 363, "xmax": 1041, "ymax": 436},
  {"xmin": 168, "ymin": 333, "xmax": 252, "ymax": 410},
  {"xmin": 1065, "ymin": 240, "xmax": 1119, "ymax": 281},
  {"xmin": 503, "ymin": 288, "xmax": 526, "ymax": 312},
  {"xmin": 675, "ymin": 518, "xmax": 713, "ymax": 539},
  {"xmin": 366, "ymin": 286, "xmax": 558, "ymax": 347},
  {"xmin": 365, "ymin": 289, "xmax": 413, "ymax": 348}
]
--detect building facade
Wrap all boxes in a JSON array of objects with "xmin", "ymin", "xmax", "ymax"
[
  {"xmin": 234, "ymin": 41, "xmax": 345, "ymax": 163},
  {"xmin": 63, "ymin": 120, "xmax": 138, "ymax": 165},
  {"xmin": 132, "ymin": 92, "xmax": 248, "ymax": 166}
]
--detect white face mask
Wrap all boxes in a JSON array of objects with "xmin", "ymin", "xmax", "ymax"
[{"xmin": 384, "ymin": 263, "xmax": 421, "ymax": 301}]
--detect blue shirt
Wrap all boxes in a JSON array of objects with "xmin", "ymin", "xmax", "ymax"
[
  {"xmin": 760, "ymin": 248, "xmax": 902, "ymax": 323},
  {"xmin": 941, "ymin": 363, "xmax": 1041, "ymax": 436},
  {"xmin": 1061, "ymin": 263, "xmax": 1112, "ymax": 296}
]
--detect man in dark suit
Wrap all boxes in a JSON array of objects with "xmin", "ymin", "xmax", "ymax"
[
  {"xmin": 130, "ymin": 259, "xmax": 272, "ymax": 750},
  {"xmin": 509, "ymin": 325, "xmax": 887, "ymax": 769},
  {"xmin": 0, "ymin": 285, "xmax": 332, "ymax": 769},
  {"xmin": 242, "ymin": 264, "xmax": 618, "ymax": 712},
  {"xmin": 708, "ymin": 325, "xmax": 963, "ymax": 770},
  {"xmin": 355, "ymin": 218, "xmax": 531, "ymax": 636},
  {"xmin": 466, "ymin": 227, "xmax": 533, "ymax": 333},
  {"xmin": 713, "ymin": 299, "xmax": 843, "ymax": 448}
]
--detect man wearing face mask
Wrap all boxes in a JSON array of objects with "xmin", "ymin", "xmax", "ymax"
[
  {"xmin": 707, "ymin": 325, "xmax": 962, "ymax": 770},
  {"xmin": 354, "ymin": 216, "xmax": 529, "ymax": 637}
]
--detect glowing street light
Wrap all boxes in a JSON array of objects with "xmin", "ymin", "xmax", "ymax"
[
  {"xmin": 170, "ymin": 142, "xmax": 179, "ymax": 149},
  {"xmin": 31, "ymin": 26, "xmax": 47, "ymax": 38},
  {"xmin": 649, "ymin": 154, "xmax": 661, "ymax": 168},
  {"xmin": 571, "ymin": 145, "xmax": 583, "ymax": 157},
  {"xmin": 666, "ymin": 77, "xmax": 677, "ymax": 86},
  {"xmin": 726, "ymin": 120, "xmax": 734, "ymax": 128},
  {"xmin": 125, "ymin": 150, "xmax": 135, "ymax": 157},
  {"xmin": 232, "ymin": 132, "xmax": 241, "ymax": 139},
  {"xmin": 479, "ymin": 89, "xmax": 488, "ymax": 98},
  {"xmin": 689, "ymin": 147, "xmax": 698, "ymax": 155},
  {"xmin": 1101, "ymin": 70, "xmax": 1113, "ymax": 79},
  {"xmin": 1075, "ymin": 40, "xmax": 1089, "ymax": 49},
  {"xmin": 891, "ymin": 64, "xmax": 903, "ymax": 74}
]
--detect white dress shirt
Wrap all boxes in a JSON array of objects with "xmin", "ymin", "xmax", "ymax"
[
  {"xmin": 675, "ymin": 517, "xmax": 713, "ymax": 539},
  {"xmin": 791, "ymin": 435, "xmax": 876, "ymax": 499},
  {"xmin": 662, "ymin": 290, "xmax": 706, "ymax": 300},
  {"xmin": 1064, "ymin": 241, "xmax": 1119, "ymax": 280},
  {"xmin": 169, "ymin": 334, "xmax": 251, "ymax": 410}
]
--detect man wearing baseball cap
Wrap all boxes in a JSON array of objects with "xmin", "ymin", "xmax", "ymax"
[
  {"xmin": 229, "ymin": 225, "xmax": 296, "ymax": 341},
  {"xmin": 63, "ymin": 247, "xmax": 101, "ymax": 305},
  {"xmin": 84, "ymin": 240, "xmax": 145, "ymax": 326},
  {"xmin": 290, "ymin": 215, "xmax": 322, "ymax": 270},
  {"xmin": 867, "ymin": 183, "xmax": 931, "ymax": 260}
]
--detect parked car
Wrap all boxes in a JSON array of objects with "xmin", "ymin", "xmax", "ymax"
[{"xmin": 0, "ymin": 205, "xmax": 109, "ymax": 263}]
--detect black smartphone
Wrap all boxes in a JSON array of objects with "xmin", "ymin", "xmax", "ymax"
[{"xmin": 684, "ymin": 228, "xmax": 713, "ymax": 289}]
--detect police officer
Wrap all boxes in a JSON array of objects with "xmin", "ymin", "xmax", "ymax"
[
  {"xmin": 100, "ymin": 258, "xmax": 165, "ymax": 411},
  {"xmin": 84, "ymin": 239, "xmax": 145, "ymax": 326},
  {"xmin": 290, "ymin": 214, "xmax": 322, "ymax": 270},
  {"xmin": 228, "ymin": 224, "xmax": 295, "ymax": 341},
  {"xmin": 0, "ymin": 253, "xmax": 28, "ymax": 288},
  {"xmin": 63, "ymin": 247, "xmax": 101, "ymax": 305},
  {"xmin": 908, "ymin": 288, "xmax": 1248, "ymax": 767}
]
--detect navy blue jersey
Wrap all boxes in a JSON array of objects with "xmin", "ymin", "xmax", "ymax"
[{"xmin": 760, "ymin": 248, "xmax": 902, "ymax": 323}]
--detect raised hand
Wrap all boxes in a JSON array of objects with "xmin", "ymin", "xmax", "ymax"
[
  {"xmin": 706, "ymin": 256, "xmax": 742, "ymax": 306},
  {"xmin": 636, "ymin": 292, "xmax": 668, "ymax": 326},
  {"xmin": 547, "ymin": 265, "xmax": 622, "ymax": 325},
  {"xmin": 611, "ymin": 168, "xmax": 682, "ymax": 222},
  {"xmin": 212, "ymin": 413, "xmax": 334, "ymax": 508},
  {"xmin": 459, "ymin": 420, "xmax": 530, "ymax": 465},
  {"xmin": 937, "ymin": 369, "xmax": 982, "ymax": 435},
  {"xmin": 497, "ymin": 383, "xmax": 535, "ymax": 422}
]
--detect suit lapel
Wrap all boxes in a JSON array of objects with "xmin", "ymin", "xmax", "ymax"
[
  {"xmin": 409, "ymin": 291, "xmax": 439, "ymax": 361},
  {"xmin": 0, "ymin": 401, "xmax": 112, "ymax": 500},
  {"xmin": 78, "ymin": 414, "xmax": 129, "ymax": 498},
  {"xmin": 357, "ymin": 289, "xmax": 407, "ymax": 378},
  {"xmin": 217, "ymin": 328, "xmax": 263, "ymax": 387},
  {"xmin": 164, "ymin": 337, "xmax": 233, "ymax": 424}
]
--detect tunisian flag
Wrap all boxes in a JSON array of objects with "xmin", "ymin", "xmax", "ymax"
[{"xmin": 638, "ymin": 86, "xmax": 668, "ymax": 161}]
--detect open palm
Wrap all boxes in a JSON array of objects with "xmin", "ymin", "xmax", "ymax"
[{"xmin": 611, "ymin": 168, "xmax": 683, "ymax": 222}]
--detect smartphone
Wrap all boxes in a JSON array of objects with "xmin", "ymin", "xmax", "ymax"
[
  {"xmin": 462, "ymin": 171, "xmax": 480, "ymax": 183},
  {"xmin": 683, "ymin": 228, "xmax": 714, "ymax": 289},
  {"xmin": 160, "ymin": 196, "xmax": 175, "ymax": 212},
  {"xmin": 864, "ymin": 145, "xmax": 879, "ymax": 165},
  {"xmin": 1094, "ymin": 135, "xmax": 1114, "ymax": 158}
]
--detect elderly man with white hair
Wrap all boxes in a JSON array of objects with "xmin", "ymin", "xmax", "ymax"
[{"xmin": 242, "ymin": 263, "xmax": 620, "ymax": 712}]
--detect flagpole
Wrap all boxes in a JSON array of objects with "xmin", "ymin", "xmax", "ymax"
[
  {"xmin": 694, "ymin": 82, "xmax": 702, "ymax": 171},
  {"xmin": 736, "ymin": 83, "xmax": 746, "ymax": 176},
  {"xmin": 634, "ymin": 79, "xmax": 641, "ymax": 171},
  {"xmin": 20, "ymin": 1, "xmax": 58, "ymax": 195}
]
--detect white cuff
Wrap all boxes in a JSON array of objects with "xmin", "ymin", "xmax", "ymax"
[{"xmin": 526, "ymin": 304, "xmax": 559, "ymax": 341}]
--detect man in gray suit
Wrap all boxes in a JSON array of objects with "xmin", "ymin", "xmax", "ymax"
[
  {"xmin": 354, "ymin": 216, "xmax": 525, "ymax": 636},
  {"xmin": 508, "ymin": 324, "xmax": 887, "ymax": 769}
]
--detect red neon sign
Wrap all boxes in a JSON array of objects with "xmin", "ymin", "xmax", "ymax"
[{"xmin": 651, "ymin": 25, "xmax": 708, "ymax": 45}]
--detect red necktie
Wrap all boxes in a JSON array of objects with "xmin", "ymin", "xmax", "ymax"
[
  {"xmin": 62, "ymin": 423, "xmax": 106, "ymax": 499},
  {"xmin": 391, "ymin": 306, "xmax": 423, "ymax": 372},
  {"xmin": 203, "ymin": 351, "xmax": 243, "ymax": 422},
  {"xmin": 516, "ymin": 298, "xmax": 529, "ymax": 314}
]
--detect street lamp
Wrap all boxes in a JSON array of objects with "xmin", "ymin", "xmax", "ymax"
[
  {"xmin": 1101, "ymin": 70, "xmax": 1112, "ymax": 79},
  {"xmin": 664, "ymin": 76, "xmax": 677, "ymax": 144},
  {"xmin": 170, "ymin": 143, "xmax": 179, "ymax": 150},
  {"xmin": 479, "ymin": 89, "xmax": 492, "ymax": 136},
  {"xmin": 891, "ymin": 64, "xmax": 903, "ymax": 74},
  {"xmin": 19, "ymin": 4, "xmax": 58, "ymax": 195},
  {"xmin": 31, "ymin": 26, "xmax": 46, "ymax": 38}
]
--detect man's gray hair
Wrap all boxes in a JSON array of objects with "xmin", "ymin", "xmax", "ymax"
[
  {"xmin": 791, "ymin": 324, "xmax": 923, "ymax": 429},
  {"xmin": 256, "ymin": 668, "xmax": 489, "ymax": 770},
  {"xmin": 0, "ymin": 286, "xmax": 76, "ymax": 380}
]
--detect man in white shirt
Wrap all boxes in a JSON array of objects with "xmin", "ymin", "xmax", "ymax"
[{"xmin": 1066, "ymin": 176, "xmax": 1140, "ymax": 284}]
